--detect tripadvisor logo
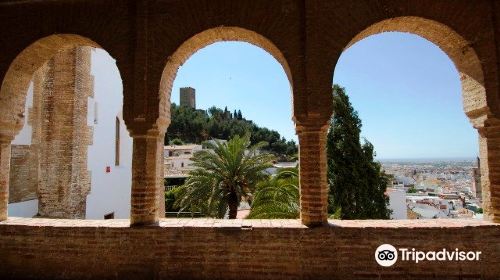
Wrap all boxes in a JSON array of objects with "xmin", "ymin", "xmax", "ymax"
[{"xmin": 375, "ymin": 244, "xmax": 482, "ymax": 267}]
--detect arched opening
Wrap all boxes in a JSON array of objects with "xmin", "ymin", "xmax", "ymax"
[
  {"xmin": 1, "ymin": 35, "xmax": 132, "ymax": 220},
  {"xmin": 344, "ymin": 17, "xmax": 487, "ymax": 124},
  {"xmin": 157, "ymin": 27, "xmax": 293, "ymax": 131},
  {"xmin": 158, "ymin": 27, "xmax": 296, "ymax": 219},
  {"xmin": 330, "ymin": 17, "xmax": 491, "ymax": 221}
]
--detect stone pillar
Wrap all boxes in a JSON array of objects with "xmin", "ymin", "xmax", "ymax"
[
  {"xmin": 36, "ymin": 47, "xmax": 92, "ymax": 219},
  {"xmin": 297, "ymin": 123, "xmax": 329, "ymax": 227},
  {"xmin": 477, "ymin": 118, "xmax": 500, "ymax": 222},
  {"xmin": 0, "ymin": 138, "xmax": 12, "ymax": 221},
  {"xmin": 461, "ymin": 74, "xmax": 500, "ymax": 222},
  {"xmin": 130, "ymin": 129, "xmax": 164, "ymax": 226}
]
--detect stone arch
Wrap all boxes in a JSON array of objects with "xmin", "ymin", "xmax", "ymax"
[
  {"xmin": 333, "ymin": 16, "xmax": 500, "ymax": 222},
  {"xmin": 340, "ymin": 16, "xmax": 487, "ymax": 128},
  {"xmin": 0, "ymin": 34, "xmax": 126, "ymax": 220},
  {"xmin": 0, "ymin": 34, "xmax": 106, "ymax": 140},
  {"xmin": 157, "ymin": 26, "xmax": 293, "ymax": 131}
]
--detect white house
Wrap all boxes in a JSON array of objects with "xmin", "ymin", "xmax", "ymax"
[
  {"xmin": 386, "ymin": 187, "xmax": 407, "ymax": 219},
  {"xmin": 164, "ymin": 144, "xmax": 202, "ymax": 179}
]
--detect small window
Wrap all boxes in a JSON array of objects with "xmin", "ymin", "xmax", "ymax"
[
  {"xmin": 115, "ymin": 117, "xmax": 120, "ymax": 166},
  {"xmin": 104, "ymin": 212, "xmax": 114, "ymax": 220},
  {"xmin": 181, "ymin": 162, "xmax": 184, "ymax": 168}
]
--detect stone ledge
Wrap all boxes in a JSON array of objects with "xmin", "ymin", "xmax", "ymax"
[{"xmin": 1, "ymin": 217, "xmax": 497, "ymax": 229}]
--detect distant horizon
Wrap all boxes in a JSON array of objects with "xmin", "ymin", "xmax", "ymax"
[{"xmin": 377, "ymin": 157, "xmax": 477, "ymax": 162}]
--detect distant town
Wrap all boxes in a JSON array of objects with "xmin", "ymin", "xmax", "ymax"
[{"xmin": 382, "ymin": 158, "xmax": 482, "ymax": 220}]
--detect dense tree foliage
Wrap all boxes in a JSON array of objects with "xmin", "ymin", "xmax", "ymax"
[
  {"xmin": 247, "ymin": 168, "xmax": 299, "ymax": 219},
  {"xmin": 174, "ymin": 135, "xmax": 274, "ymax": 219},
  {"xmin": 165, "ymin": 104, "xmax": 298, "ymax": 161},
  {"xmin": 327, "ymin": 85, "xmax": 391, "ymax": 219}
]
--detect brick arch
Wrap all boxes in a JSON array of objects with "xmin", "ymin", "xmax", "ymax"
[
  {"xmin": 0, "ymin": 34, "xmax": 109, "ymax": 141},
  {"xmin": 339, "ymin": 16, "xmax": 487, "ymax": 127},
  {"xmin": 334, "ymin": 16, "xmax": 500, "ymax": 222},
  {"xmin": 157, "ymin": 26, "xmax": 293, "ymax": 132}
]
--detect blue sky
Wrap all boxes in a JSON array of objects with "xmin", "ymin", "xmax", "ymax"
[
  {"xmin": 81, "ymin": 32, "xmax": 468, "ymax": 159},
  {"xmin": 168, "ymin": 32, "xmax": 477, "ymax": 159},
  {"xmin": 171, "ymin": 42, "xmax": 294, "ymax": 141},
  {"xmin": 334, "ymin": 32, "xmax": 477, "ymax": 159}
]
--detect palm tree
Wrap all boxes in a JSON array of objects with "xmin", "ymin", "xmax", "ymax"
[
  {"xmin": 174, "ymin": 135, "xmax": 274, "ymax": 219},
  {"xmin": 247, "ymin": 168, "xmax": 299, "ymax": 219}
]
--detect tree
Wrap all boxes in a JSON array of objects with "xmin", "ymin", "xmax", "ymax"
[
  {"xmin": 407, "ymin": 185, "xmax": 417, "ymax": 193},
  {"xmin": 169, "ymin": 138, "xmax": 184, "ymax": 145},
  {"xmin": 174, "ymin": 135, "xmax": 274, "ymax": 218},
  {"xmin": 247, "ymin": 168, "xmax": 299, "ymax": 219},
  {"xmin": 165, "ymin": 103, "xmax": 299, "ymax": 159},
  {"xmin": 327, "ymin": 85, "xmax": 391, "ymax": 219}
]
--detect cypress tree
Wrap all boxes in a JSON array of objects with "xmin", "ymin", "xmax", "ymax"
[{"xmin": 327, "ymin": 85, "xmax": 391, "ymax": 219}]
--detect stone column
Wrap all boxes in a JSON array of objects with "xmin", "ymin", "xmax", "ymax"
[
  {"xmin": 461, "ymin": 73, "xmax": 500, "ymax": 222},
  {"xmin": 297, "ymin": 123, "xmax": 329, "ymax": 227},
  {"xmin": 0, "ymin": 138, "xmax": 12, "ymax": 221},
  {"xmin": 130, "ymin": 128, "xmax": 164, "ymax": 226},
  {"xmin": 36, "ymin": 47, "xmax": 92, "ymax": 219},
  {"xmin": 477, "ymin": 118, "xmax": 500, "ymax": 222}
]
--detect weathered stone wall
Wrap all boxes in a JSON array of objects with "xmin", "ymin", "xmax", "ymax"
[
  {"xmin": 0, "ymin": 218, "xmax": 498, "ymax": 280},
  {"xmin": 8, "ymin": 66, "xmax": 46, "ymax": 205},
  {"xmin": 8, "ymin": 145, "xmax": 37, "ymax": 203},
  {"xmin": 37, "ymin": 47, "xmax": 93, "ymax": 219}
]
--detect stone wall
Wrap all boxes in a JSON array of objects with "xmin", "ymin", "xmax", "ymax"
[
  {"xmin": 8, "ymin": 65, "xmax": 46, "ymax": 205},
  {"xmin": 0, "ymin": 1, "xmax": 499, "ymax": 278},
  {"xmin": 0, "ymin": 218, "xmax": 498, "ymax": 280},
  {"xmin": 8, "ymin": 145, "xmax": 37, "ymax": 203},
  {"xmin": 36, "ymin": 47, "xmax": 93, "ymax": 219}
]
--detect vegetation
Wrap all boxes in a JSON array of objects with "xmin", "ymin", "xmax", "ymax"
[
  {"xmin": 165, "ymin": 188, "xmax": 181, "ymax": 212},
  {"xmin": 247, "ymin": 168, "xmax": 299, "ymax": 219},
  {"xmin": 167, "ymin": 86, "xmax": 391, "ymax": 220},
  {"xmin": 165, "ymin": 103, "xmax": 298, "ymax": 161},
  {"xmin": 327, "ymin": 85, "xmax": 391, "ymax": 219},
  {"xmin": 407, "ymin": 185, "xmax": 418, "ymax": 193},
  {"xmin": 174, "ymin": 135, "xmax": 274, "ymax": 219}
]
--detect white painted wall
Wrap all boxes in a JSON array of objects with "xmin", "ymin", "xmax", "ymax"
[
  {"xmin": 12, "ymin": 83, "xmax": 33, "ymax": 146},
  {"xmin": 85, "ymin": 49, "xmax": 132, "ymax": 219},
  {"xmin": 387, "ymin": 188, "xmax": 407, "ymax": 219}
]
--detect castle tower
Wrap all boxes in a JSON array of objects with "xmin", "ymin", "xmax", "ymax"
[{"xmin": 179, "ymin": 87, "xmax": 196, "ymax": 109}]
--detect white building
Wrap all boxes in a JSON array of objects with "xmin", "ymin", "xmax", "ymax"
[
  {"xmin": 8, "ymin": 49, "xmax": 132, "ymax": 219},
  {"xmin": 386, "ymin": 187, "xmax": 407, "ymax": 219},
  {"xmin": 164, "ymin": 144, "xmax": 202, "ymax": 178}
]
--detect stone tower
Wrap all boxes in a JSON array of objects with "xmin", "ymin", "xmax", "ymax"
[{"xmin": 179, "ymin": 87, "xmax": 196, "ymax": 109}]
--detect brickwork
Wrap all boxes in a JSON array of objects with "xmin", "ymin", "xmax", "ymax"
[
  {"xmin": 0, "ymin": 141, "xmax": 11, "ymax": 221},
  {"xmin": 0, "ymin": 0, "xmax": 499, "ymax": 278},
  {"xmin": 0, "ymin": 218, "xmax": 499, "ymax": 279},
  {"xmin": 36, "ymin": 47, "xmax": 92, "ymax": 219},
  {"xmin": 297, "ymin": 124, "xmax": 329, "ymax": 226},
  {"xmin": 477, "ymin": 118, "xmax": 500, "ymax": 222},
  {"xmin": 8, "ymin": 145, "xmax": 37, "ymax": 203},
  {"xmin": 8, "ymin": 68, "xmax": 46, "ymax": 206},
  {"xmin": 130, "ymin": 130, "xmax": 165, "ymax": 225}
]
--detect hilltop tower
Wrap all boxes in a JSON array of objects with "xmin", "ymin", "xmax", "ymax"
[{"xmin": 180, "ymin": 87, "xmax": 196, "ymax": 109}]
